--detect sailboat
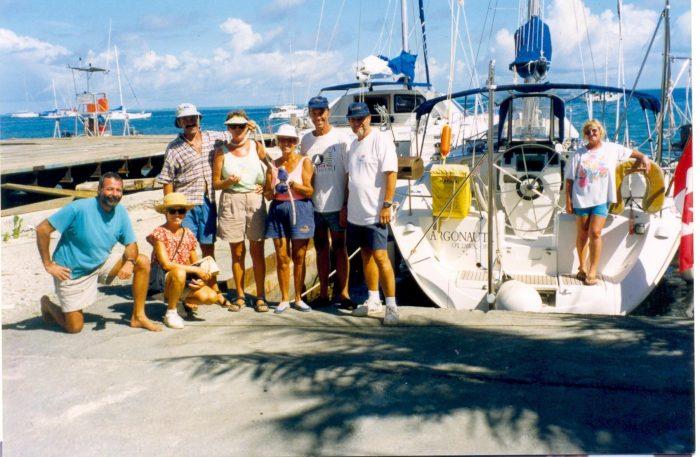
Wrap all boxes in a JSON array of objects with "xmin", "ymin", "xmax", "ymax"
[
  {"xmin": 41, "ymin": 80, "xmax": 78, "ymax": 119},
  {"xmin": 390, "ymin": 0, "xmax": 683, "ymax": 315},
  {"xmin": 10, "ymin": 80, "xmax": 39, "ymax": 118},
  {"xmin": 107, "ymin": 46, "xmax": 151, "ymax": 124}
]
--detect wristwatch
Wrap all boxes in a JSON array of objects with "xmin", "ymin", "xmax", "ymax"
[{"xmin": 382, "ymin": 201, "xmax": 392, "ymax": 209}]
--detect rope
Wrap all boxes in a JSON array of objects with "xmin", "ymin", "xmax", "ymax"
[{"xmin": 372, "ymin": 0, "xmax": 394, "ymax": 55}]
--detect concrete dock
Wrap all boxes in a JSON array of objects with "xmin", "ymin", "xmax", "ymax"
[{"xmin": 2, "ymin": 298, "xmax": 693, "ymax": 456}]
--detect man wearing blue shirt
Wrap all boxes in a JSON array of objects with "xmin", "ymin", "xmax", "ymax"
[{"xmin": 36, "ymin": 173, "xmax": 162, "ymax": 333}]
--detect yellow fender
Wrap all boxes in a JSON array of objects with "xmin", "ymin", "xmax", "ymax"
[{"xmin": 609, "ymin": 159, "xmax": 665, "ymax": 214}]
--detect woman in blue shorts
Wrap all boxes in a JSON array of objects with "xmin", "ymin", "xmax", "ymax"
[
  {"xmin": 565, "ymin": 119, "xmax": 650, "ymax": 285},
  {"xmin": 264, "ymin": 124, "xmax": 315, "ymax": 313}
]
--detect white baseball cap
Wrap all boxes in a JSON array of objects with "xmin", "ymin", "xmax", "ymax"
[
  {"xmin": 275, "ymin": 124, "xmax": 299, "ymax": 139},
  {"xmin": 174, "ymin": 103, "xmax": 201, "ymax": 127}
]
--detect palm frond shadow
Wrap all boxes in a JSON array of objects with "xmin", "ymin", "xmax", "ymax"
[{"xmin": 156, "ymin": 316, "xmax": 693, "ymax": 454}]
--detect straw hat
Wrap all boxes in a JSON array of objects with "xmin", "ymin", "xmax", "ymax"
[{"xmin": 155, "ymin": 192, "xmax": 195, "ymax": 214}]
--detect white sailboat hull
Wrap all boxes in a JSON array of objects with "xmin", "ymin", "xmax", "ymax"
[
  {"xmin": 109, "ymin": 111, "xmax": 152, "ymax": 120},
  {"xmin": 392, "ymin": 168, "xmax": 681, "ymax": 315}
]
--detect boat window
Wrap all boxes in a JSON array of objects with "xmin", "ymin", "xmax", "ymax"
[
  {"xmin": 505, "ymin": 97, "xmax": 560, "ymax": 142},
  {"xmin": 515, "ymin": 153, "xmax": 548, "ymax": 172},
  {"xmin": 394, "ymin": 94, "xmax": 426, "ymax": 113}
]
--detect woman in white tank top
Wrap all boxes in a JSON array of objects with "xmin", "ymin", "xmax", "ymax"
[{"xmin": 212, "ymin": 110, "xmax": 271, "ymax": 312}]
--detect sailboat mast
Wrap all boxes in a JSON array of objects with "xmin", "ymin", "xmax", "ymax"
[
  {"xmin": 401, "ymin": 0, "xmax": 409, "ymax": 53},
  {"xmin": 115, "ymin": 45, "xmax": 125, "ymax": 111},
  {"xmin": 655, "ymin": 0, "xmax": 671, "ymax": 163}
]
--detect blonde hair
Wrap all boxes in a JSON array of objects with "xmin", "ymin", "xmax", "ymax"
[
  {"xmin": 582, "ymin": 119, "xmax": 606, "ymax": 142},
  {"xmin": 225, "ymin": 110, "xmax": 249, "ymax": 122}
]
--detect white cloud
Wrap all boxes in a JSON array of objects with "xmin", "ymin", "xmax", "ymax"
[
  {"xmin": 675, "ymin": 10, "xmax": 691, "ymax": 46},
  {"xmin": 220, "ymin": 17, "xmax": 262, "ymax": 54},
  {"xmin": 0, "ymin": 28, "xmax": 69, "ymax": 62},
  {"xmin": 546, "ymin": 0, "xmax": 658, "ymax": 80},
  {"xmin": 132, "ymin": 50, "xmax": 180, "ymax": 72}
]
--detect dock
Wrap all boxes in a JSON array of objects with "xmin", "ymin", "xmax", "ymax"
[{"xmin": 0, "ymin": 135, "xmax": 173, "ymax": 175}]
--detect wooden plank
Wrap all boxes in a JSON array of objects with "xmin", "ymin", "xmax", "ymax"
[
  {"xmin": 1, "ymin": 183, "xmax": 97, "ymax": 198},
  {"xmin": 1, "ymin": 196, "xmax": 74, "ymax": 217},
  {"xmin": 75, "ymin": 177, "xmax": 162, "ymax": 192}
]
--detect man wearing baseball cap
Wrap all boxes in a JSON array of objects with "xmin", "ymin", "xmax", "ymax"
[
  {"xmin": 342, "ymin": 102, "xmax": 400, "ymax": 325},
  {"xmin": 300, "ymin": 96, "xmax": 354, "ymax": 310},
  {"xmin": 157, "ymin": 103, "xmax": 229, "ymax": 259}
]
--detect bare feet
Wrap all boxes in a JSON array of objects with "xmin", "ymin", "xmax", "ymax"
[
  {"xmin": 40, "ymin": 295, "xmax": 57, "ymax": 324},
  {"xmin": 130, "ymin": 315, "xmax": 163, "ymax": 332}
]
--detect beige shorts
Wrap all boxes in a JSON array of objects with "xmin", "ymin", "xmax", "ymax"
[
  {"xmin": 217, "ymin": 191, "xmax": 267, "ymax": 243},
  {"xmin": 53, "ymin": 252, "xmax": 122, "ymax": 313}
]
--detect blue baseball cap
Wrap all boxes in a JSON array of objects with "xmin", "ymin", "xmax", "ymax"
[
  {"xmin": 307, "ymin": 96, "xmax": 329, "ymax": 110},
  {"xmin": 346, "ymin": 102, "xmax": 370, "ymax": 119}
]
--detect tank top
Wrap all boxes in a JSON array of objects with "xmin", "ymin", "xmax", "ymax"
[
  {"xmin": 272, "ymin": 155, "xmax": 309, "ymax": 201},
  {"xmin": 221, "ymin": 140, "xmax": 265, "ymax": 193}
]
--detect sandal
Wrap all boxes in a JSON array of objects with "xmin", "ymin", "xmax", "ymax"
[
  {"xmin": 583, "ymin": 276, "xmax": 599, "ymax": 286},
  {"xmin": 254, "ymin": 298, "xmax": 269, "ymax": 313},
  {"xmin": 225, "ymin": 296, "xmax": 246, "ymax": 312},
  {"xmin": 576, "ymin": 270, "xmax": 587, "ymax": 282}
]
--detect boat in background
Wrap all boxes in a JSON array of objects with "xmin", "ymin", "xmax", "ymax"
[
  {"xmin": 108, "ymin": 108, "xmax": 152, "ymax": 121},
  {"xmin": 268, "ymin": 104, "xmax": 306, "ymax": 121},
  {"xmin": 10, "ymin": 111, "xmax": 39, "ymax": 119}
]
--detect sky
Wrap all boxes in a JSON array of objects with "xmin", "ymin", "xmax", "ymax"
[{"xmin": 0, "ymin": 0, "xmax": 693, "ymax": 113}]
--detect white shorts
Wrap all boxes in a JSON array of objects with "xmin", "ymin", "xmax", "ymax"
[{"xmin": 53, "ymin": 253, "xmax": 122, "ymax": 313}]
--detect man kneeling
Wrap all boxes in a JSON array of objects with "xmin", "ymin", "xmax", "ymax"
[{"xmin": 37, "ymin": 172, "xmax": 161, "ymax": 333}]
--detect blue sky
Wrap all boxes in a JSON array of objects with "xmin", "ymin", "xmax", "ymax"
[{"xmin": 0, "ymin": 0, "xmax": 692, "ymax": 112}]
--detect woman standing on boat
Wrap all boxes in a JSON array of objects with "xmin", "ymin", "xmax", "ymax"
[
  {"xmin": 213, "ymin": 110, "xmax": 270, "ymax": 312},
  {"xmin": 264, "ymin": 124, "xmax": 315, "ymax": 314},
  {"xmin": 565, "ymin": 119, "xmax": 650, "ymax": 286}
]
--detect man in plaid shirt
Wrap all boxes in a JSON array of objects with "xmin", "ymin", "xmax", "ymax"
[{"xmin": 157, "ymin": 103, "xmax": 229, "ymax": 258}]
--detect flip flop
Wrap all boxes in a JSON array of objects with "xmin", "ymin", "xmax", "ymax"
[{"xmin": 254, "ymin": 298, "xmax": 269, "ymax": 313}]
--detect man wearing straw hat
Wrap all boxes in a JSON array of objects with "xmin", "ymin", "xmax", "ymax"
[
  {"xmin": 36, "ymin": 172, "xmax": 162, "ymax": 333},
  {"xmin": 342, "ymin": 102, "xmax": 400, "ymax": 325},
  {"xmin": 157, "ymin": 103, "xmax": 229, "ymax": 259}
]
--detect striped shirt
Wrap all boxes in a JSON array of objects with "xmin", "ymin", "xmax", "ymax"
[{"xmin": 157, "ymin": 130, "xmax": 229, "ymax": 205}]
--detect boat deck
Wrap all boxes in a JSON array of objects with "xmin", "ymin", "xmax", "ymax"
[{"xmin": 458, "ymin": 269, "xmax": 610, "ymax": 289}]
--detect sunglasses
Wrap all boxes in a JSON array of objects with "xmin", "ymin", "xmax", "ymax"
[
  {"xmin": 167, "ymin": 208, "xmax": 187, "ymax": 215},
  {"xmin": 227, "ymin": 124, "xmax": 247, "ymax": 130},
  {"xmin": 585, "ymin": 128, "xmax": 600, "ymax": 135}
]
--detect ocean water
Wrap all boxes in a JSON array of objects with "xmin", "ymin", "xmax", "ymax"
[{"xmin": 0, "ymin": 90, "xmax": 693, "ymax": 317}]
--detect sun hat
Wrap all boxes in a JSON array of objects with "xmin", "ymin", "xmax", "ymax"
[
  {"xmin": 346, "ymin": 102, "xmax": 370, "ymax": 119},
  {"xmin": 174, "ymin": 103, "xmax": 201, "ymax": 127},
  {"xmin": 224, "ymin": 115, "xmax": 249, "ymax": 125},
  {"xmin": 155, "ymin": 192, "xmax": 195, "ymax": 214},
  {"xmin": 275, "ymin": 124, "xmax": 299, "ymax": 139},
  {"xmin": 308, "ymin": 96, "xmax": 329, "ymax": 110}
]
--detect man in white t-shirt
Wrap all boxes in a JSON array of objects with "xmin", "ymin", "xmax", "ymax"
[
  {"xmin": 301, "ymin": 96, "xmax": 354, "ymax": 309},
  {"xmin": 340, "ymin": 102, "xmax": 399, "ymax": 325}
]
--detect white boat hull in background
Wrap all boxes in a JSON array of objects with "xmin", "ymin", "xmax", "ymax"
[
  {"xmin": 109, "ymin": 111, "xmax": 152, "ymax": 121},
  {"xmin": 10, "ymin": 111, "xmax": 39, "ymax": 118}
]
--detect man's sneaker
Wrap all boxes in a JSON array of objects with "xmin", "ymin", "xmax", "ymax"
[
  {"xmin": 383, "ymin": 306, "xmax": 400, "ymax": 326},
  {"xmin": 164, "ymin": 310, "xmax": 185, "ymax": 329},
  {"xmin": 332, "ymin": 297, "xmax": 356, "ymax": 311},
  {"xmin": 352, "ymin": 299, "xmax": 383, "ymax": 317}
]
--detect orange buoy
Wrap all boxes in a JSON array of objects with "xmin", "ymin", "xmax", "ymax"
[{"xmin": 440, "ymin": 124, "xmax": 451, "ymax": 158}]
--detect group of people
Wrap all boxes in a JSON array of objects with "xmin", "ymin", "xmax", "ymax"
[
  {"xmin": 37, "ymin": 93, "xmax": 652, "ymax": 334},
  {"xmin": 38, "ymin": 96, "xmax": 401, "ymax": 333}
]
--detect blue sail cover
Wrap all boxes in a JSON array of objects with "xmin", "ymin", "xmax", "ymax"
[
  {"xmin": 509, "ymin": 16, "xmax": 552, "ymax": 80},
  {"xmin": 379, "ymin": 51, "xmax": 418, "ymax": 83}
]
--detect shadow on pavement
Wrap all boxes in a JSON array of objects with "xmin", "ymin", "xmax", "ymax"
[{"xmin": 155, "ymin": 315, "xmax": 694, "ymax": 454}]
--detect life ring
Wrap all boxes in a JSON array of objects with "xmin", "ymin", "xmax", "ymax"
[{"xmin": 609, "ymin": 159, "xmax": 665, "ymax": 214}]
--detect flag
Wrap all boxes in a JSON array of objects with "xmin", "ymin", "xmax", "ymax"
[{"xmin": 673, "ymin": 135, "xmax": 693, "ymax": 272}]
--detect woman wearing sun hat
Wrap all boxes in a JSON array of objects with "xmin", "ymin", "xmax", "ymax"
[
  {"xmin": 148, "ymin": 192, "xmax": 231, "ymax": 329},
  {"xmin": 212, "ymin": 110, "xmax": 271, "ymax": 312},
  {"xmin": 264, "ymin": 124, "xmax": 315, "ymax": 314}
]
